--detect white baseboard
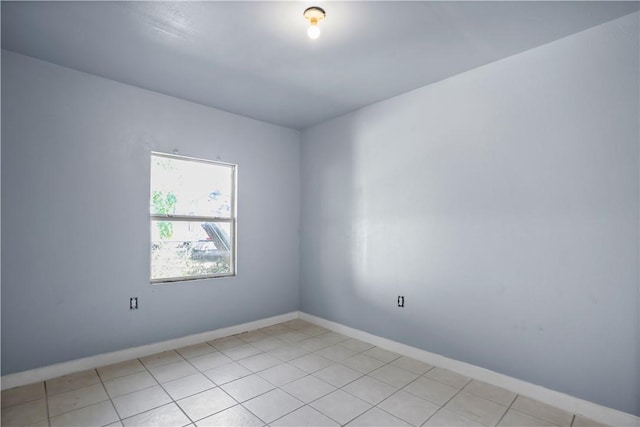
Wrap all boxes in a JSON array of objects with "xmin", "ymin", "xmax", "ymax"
[
  {"xmin": 299, "ymin": 312, "xmax": 639, "ymax": 427},
  {"xmin": 1, "ymin": 311, "xmax": 298, "ymax": 391}
]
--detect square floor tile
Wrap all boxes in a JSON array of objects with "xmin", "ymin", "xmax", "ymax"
[
  {"xmin": 149, "ymin": 360, "xmax": 199, "ymax": 383},
  {"xmin": 123, "ymin": 402, "xmax": 191, "ymax": 426},
  {"xmin": 289, "ymin": 354, "xmax": 334, "ymax": 373},
  {"xmin": 316, "ymin": 345, "xmax": 357, "ymax": 362},
  {"xmin": 279, "ymin": 331, "xmax": 309, "ymax": 343},
  {"xmin": 391, "ymin": 356, "xmax": 433, "ymax": 375},
  {"xmin": 237, "ymin": 353, "xmax": 282, "ymax": 372},
  {"xmin": 424, "ymin": 408, "xmax": 482, "ymax": 426},
  {"xmin": 300, "ymin": 324, "xmax": 329, "ymax": 333},
  {"xmin": 337, "ymin": 339, "xmax": 375, "ymax": 353},
  {"xmin": 1, "ymin": 382, "xmax": 45, "ymax": 408},
  {"xmin": 572, "ymin": 414, "xmax": 608, "ymax": 427},
  {"xmin": 1, "ymin": 398, "xmax": 48, "ymax": 426},
  {"xmin": 301, "ymin": 327, "xmax": 331, "ymax": 337},
  {"xmin": 112, "ymin": 385, "xmax": 172, "ymax": 419},
  {"xmin": 243, "ymin": 388, "xmax": 303, "ymax": 423},
  {"xmin": 104, "ymin": 370, "xmax": 158, "ymax": 398},
  {"xmin": 163, "ymin": 373, "xmax": 215, "ymax": 400},
  {"xmin": 258, "ymin": 363, "xmax": 307, "ymax": 386},
  {"xmin": 313, "ymin": 364, "xmax": 362, "ymax": 388},
  {"xmin": 343, "ymin": 376, "xmax": 397, "ymax": 405},
  {"xmin": 463, "ymin": 380, "xmax": 516, "ymax": 406},
  {"xmin": 299, "ymin": 338, "xmax": 331, "ymax": 352},
  {"xmin": 289, "ymin": 319, "xmax": 316, "ymax": 328},
  {"xmin": 220, "ymin": 374, "xmax": 275, "ymax": 402},
  {"xmin": 208, "ymin": 336, "xmax": 245, "ymax": 351},
  {"xmin": 195, "ymin": 404, "xmax": 264, "ymax": 427},
  {"xmin": 272, "ymin": 405, "xmax": 339, "ymax": 426},
  {"xmin": 283, "ymin": 319, "xmax": 313, "ymax": 330},
  {"xmin": 251, "ymin": 337, "xmax": 287, "ymax": 352},
  {"xmin": 189, "ymin": 352, "xmax": 233, "ymax": 372},
  {"xmin": 379, "ymin": 390, "xmax": 440, "ymax": 426},
  {"xmin": 260, "ymin": 324, "xmax": 293, "ymax": 335},
  {"xmin": 268, "ymin": 328, "xmax": 299, "ymax": 339},
  {"xmin": 369, "ymin": 364, "xmax": 420, "ymax": 388},
  {"xmin": 50, "ymin": 400, "xmax": 119, "ymax": 427},
  {"xmin": 48, "ymin": 383, "xmax": 109, "ymax": 417},
  {"xmin": 237, "ymin": 330, "xmax": 270, "ymax": 343},
  {"xmin": 341, "ymin": 354, "xmax": 387, "ymax": 374},
  {"xmin": 18, "ymin": 419, "xmax": 48, "ymax": 427},
  {"xmin": 511, "ymin": 396, "xmax": 573, "ymax": 426},
  {"xmin": 98, "ymin": 359, "xmax": 146, "ymax": 382},
  {"xmin": 46, "ymin": 369, "xmax": 101, "ymax": 396},
  {"xmin": 362, "ymin": 347, "xmax": 401, "ymax": 363},
  {"xmin": 310, "ymin": 390, "xmax": 371, "ymax": 425},
  {"xmin": 497, "ymin": 409, "xmax": 555, "ymax": 427},
  {"xmin": 425, "ymin": 368, "xmax": 471, "ymax": 388},
  {"xmin": 177, "ymin": 343, "xmax": 217, "ymax": 359},
  {"xmin": 403, "ymin": 376, "xmax": 460, "ymax": 406},
  {"xmin": 444, "ymin": 392, "xmax": 508, "ymax": 426},
  {"xmin": 221, "ymin": 344, "xmax": 262, "ymax": 360},
  {"xmin": 177, "ymin": 387, "xmax": 236, "ymax": 422},
  {"xmin": 316, "ymin": 332, "xmax": 349, "ymax": 346},
  {"xmin": 346, "ymin": 407, "xmax": 410, "ymax": 426},
  {"xmin": 203, "ymin": 362, "xmax": 252, "ymax": 385},
  {"xmin": 269, "ymin": 344, "xmax": 311, "ymax": 361},
  {"xmin": 140, "ymin": 351, "xmax": 183, "ymax": 368},
  {"xmin": 281, "ymin": 375, "xmax": 336, "ymax": 404}
]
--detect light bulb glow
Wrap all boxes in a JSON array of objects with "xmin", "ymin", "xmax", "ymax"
[
  {"xmin": 303, "ymin": 6, "xmax": 325, "ymax": 40},
  {"xmin": 307, "ymin": 24, "xmax": 320, "ymax": 39}
]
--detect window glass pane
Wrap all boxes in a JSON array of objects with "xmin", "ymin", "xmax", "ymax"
[
  {"xmin": 151, "ymin": 155, "xmax": 233, "ymax": 218},
  {"xmin": 151, "ymin": 220, "xmax": 233, "ymax": 280}
]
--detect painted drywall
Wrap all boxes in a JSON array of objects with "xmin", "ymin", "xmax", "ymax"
[
  {"xmin": 1, "ymin": 50, "xmax": 300, "ymax": 374},
  {"xmin": 300, "ymin": 12, "xmax": 640, "ymax": 415}
]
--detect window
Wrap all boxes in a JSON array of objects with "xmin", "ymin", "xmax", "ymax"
[{"xmin": 150, "ymin": 152, "xmax": 236, "ymax": 282}]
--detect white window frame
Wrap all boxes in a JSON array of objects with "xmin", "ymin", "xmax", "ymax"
[{"xmin": 150, "ymin": 151, "xmax": 237, "ymax": 283}]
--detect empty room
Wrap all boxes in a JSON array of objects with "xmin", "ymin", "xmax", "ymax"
[{"xmin": 1, "ymin": 1, "xmax": 639, "ymax": 426}]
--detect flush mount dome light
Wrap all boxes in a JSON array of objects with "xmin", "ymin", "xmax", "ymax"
[{"xmin": 304, "ymin": 6, "xmax": 326, "ymax": 40}]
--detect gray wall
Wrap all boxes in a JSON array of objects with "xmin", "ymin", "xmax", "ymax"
[
  {"xmin": 300, "ymin": 13, "xmax": 639, "ymax": 415},
  {"xmin": 1, "ymin": 50, "xmax": 301, "ymax": 374}
]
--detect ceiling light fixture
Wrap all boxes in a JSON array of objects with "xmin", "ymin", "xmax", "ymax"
[{"xmin": 304, "ymin": 6, "xmax": 325, "ymax": 40}]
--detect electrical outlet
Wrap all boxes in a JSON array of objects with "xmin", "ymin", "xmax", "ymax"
[
  {"xmin": 130, "ymin": 297, "xmax": 138, "ymax": 310},
  {"xmin": 397, "ymin": 295, "xmax": 405, "ymax": 308}
]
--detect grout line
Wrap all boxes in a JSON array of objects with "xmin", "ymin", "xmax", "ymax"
[
  {"xmin": 237, "ymin": 403, "xmax": 268, "ymax": 426},
  {"xmin": 43, "ymin": 380, "xmax": 52, "ymax": 427},
  {"xmin": 420, "ymin": 377, "xmax": 475, "ymax": 426},
  {"xmin": 45, "ymin": 372, "xmax": 113, "ymax": 424},
  {"xmin": 493, "ymin": 393, "xmax": 519, "ymax": 426},
  {"xmin": 373, "ymin": 398, "xmax": 414, "ymax": 426},
  {"xmin": 136, "ymin": 352, "xmax": 197, "ymax": 425},
  {"xmin": 94, "ymin": 370, "xmax": 122, "ymax": 426},
  {"xmin": 570, "ymin": 414, "xmax": 576, "ymax": 426}
]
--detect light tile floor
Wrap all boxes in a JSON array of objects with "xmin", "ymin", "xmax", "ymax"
[{"xmin": 1, "ymin": 319, "xmax": 609, "ymax": 427}]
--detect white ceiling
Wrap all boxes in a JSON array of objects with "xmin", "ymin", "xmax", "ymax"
[{"xmin": 2, "ymin": 1, "xmax": 638, "ymax": 129}]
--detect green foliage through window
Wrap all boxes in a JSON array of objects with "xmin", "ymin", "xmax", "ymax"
[{"xmin": 152, "ymin": 191, "xmax": 177, "ymax": 239}]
